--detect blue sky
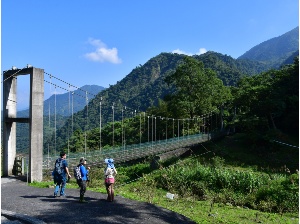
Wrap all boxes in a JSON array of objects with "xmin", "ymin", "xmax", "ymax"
[{"xmin": 1, "ymin": 0, "xmax": 299, "ymax": 110}]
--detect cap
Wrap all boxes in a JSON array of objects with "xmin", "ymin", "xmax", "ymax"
[
  {"xmin": 80, "ymin": 157, "xmax": 87, "ymax": 163},
  {"xmin": 104, "ymin": 158, "xmax": 115, "ymax": 168},
  {"xmin": 105, "ymin": 158, "xmax": 114, "ymax": 164}
]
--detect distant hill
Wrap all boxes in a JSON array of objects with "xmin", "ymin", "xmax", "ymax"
[
  {"xmin": 16, "ymin": 85, "xmax": 105, "ymax": 152},
  {"xmin": 17, "ymin": 85, "xmax": 105, "ymax": 117},
  {"xmin": 282, "ymin": 50, "xmax": 299, "ymax": 65},
  {"xmin": 238, "ymin": 27, "xmax": 299, "ymax": 68}
]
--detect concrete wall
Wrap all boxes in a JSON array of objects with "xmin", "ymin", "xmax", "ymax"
[
  {"xmin": 2, "ymin": 67, "xmax": 44, "ymax": 182},
  {"xmin": 2, "ymin": 74, "xmax": 17, "ymax": 176},
  {"xmin": 29, "ymin": 68, "xmax": 44, "ymax": 182}
]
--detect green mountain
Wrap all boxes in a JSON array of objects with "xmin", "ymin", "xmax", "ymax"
[
  {"xmin": 14, "ymin": 28, "xmax": 299, "ymax": 153},
  {"xmin": 238, "ymin": 27, "xmax": 299, "ymax": 68},
  {"xmin": 195, "ymin": 51, "xmax": 268, "ymax": 86},
  {"xmin": 104, "ymin": 51, "xmax": 270, "ymax": 111},
  {"xmin": 52, "ymin": 52, "xmax": 272, "ymax": 151}
]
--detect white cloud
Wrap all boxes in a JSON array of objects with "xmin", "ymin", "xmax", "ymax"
[
  {"xmin": 84, "ymin": 38, "xmax": 122, "ymax": 64},
  {"xmin": 197, "ymin": 48, "xmax": 207, "ymax": 55},
  {"xmin": 172, "ymin": 48, "xmax": 207, "ymax": 56},
  {"xmin": 51, "ymin": 89, "xmax": 66, "ymax": 95},
  {"xmin": 172, "ymin": 49, "xmax": 192, "ymax": 55}
]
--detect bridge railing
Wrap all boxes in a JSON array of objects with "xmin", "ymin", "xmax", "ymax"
[
  {"xmin": 16, "ymin": 130, "xmax": 226, "ymax": 180},
  {"xmin": 42, "ymin": 133, "xmax": 211, "ymax": 174}
]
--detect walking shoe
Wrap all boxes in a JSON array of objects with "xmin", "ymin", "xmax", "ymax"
[
  {"xmin": 60, "ymin": 194, "xmax": 66, "ymax": 197},
  {"xmin": 54, "ymin": 193, "xmax": 57, "ymax": 198},
  {"xmin": 79, "ymin": 195, "xmax": 88, "ymax": 203},
  {"xmin": 79, "ymin": 199, "xmax": 88, "ymax": 203}
]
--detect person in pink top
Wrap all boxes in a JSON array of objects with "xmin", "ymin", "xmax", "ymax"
[{"xmin": 104, "ymin": 158, "xmax": 117, "ymax": 202}]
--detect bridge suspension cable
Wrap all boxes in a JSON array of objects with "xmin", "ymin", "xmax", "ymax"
[
  {"xmin": 43, "ymin": 69, "xmax": 221, "ymax": 164},
  {"xmin": 1, "ymin": 66, "xmax": 28, "ymax": 83}
]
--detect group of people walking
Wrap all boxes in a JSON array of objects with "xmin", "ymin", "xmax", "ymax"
[{"xmin": 52, "ymin": 152, "xmax": 117, "ymax": 203}]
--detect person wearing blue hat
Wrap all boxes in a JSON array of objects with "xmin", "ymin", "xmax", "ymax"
[{"xmin": 104, "ymin": 158, "xmax": 117, "ymax": 202}]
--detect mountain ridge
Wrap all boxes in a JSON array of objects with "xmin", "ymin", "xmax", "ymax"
[
  {"xmin": 238, "ymin": 26, "xmax": 299, "ymax": 67},
  {"xmin": 17, "ymin": 84, "xmax": 105, "ymax": 117},
  {"xmin": 13, "ymin": 27, "xmax": 299, "ymax": 152}
]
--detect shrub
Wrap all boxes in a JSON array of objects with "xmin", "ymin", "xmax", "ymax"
[
  {"xmin": 135, "ymin": 174, "xmax": 157, "ymax": 203},
  {"xmin": 256, "ymin": 174, "xmax": 299, "ymax": 213}
]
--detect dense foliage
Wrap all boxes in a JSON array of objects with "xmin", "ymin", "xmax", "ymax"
[
  {"xmin": 25, "ymin": 29, "xmax": 299, "ymax": 222},
  {"xmin": 164, "ymin": 56, "xmax": 231, "ymax": 118},
  {"xmin": 34, "ymin": 127, "xmax": 299, "ymax": 222},
  {"xmin": 42, "ymin": 54, "xmax": 299, "ymax": 155},
  {"xmin": 232, "ymin": 58, "xmax": 299, "ymax": 135},
  {"xmin": 46, "ymin": 52, "xmax": 275, "ymax": 152},
  {"xmin": 154, "ymin": 157, "xmax": 298, "ymax": 214}
]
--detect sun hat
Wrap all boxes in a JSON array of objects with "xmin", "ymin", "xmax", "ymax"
[{"xmin": 104, "ymin": 158, "xmax": 114, "ymax": 168}]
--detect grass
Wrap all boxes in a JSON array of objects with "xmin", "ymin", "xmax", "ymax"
[
  {"xmin": 113, "ymin": 181, "xmax": 298, "ymax": 224},
  {"xmin": 30, "ymin": 178, "xmax": 299, "ymax": 224},
  {"xmin": 30, "ymin": 132, "xmax": 299, "ymax": 224}
]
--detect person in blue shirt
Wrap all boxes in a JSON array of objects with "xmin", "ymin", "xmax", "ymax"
[
  {"xmin": 53, "ymin": 152, "xmax": 71, "ymax": 197},
  {"xmin": 77, "ymin": 157, "xmax": 90, "ymax": 203}
]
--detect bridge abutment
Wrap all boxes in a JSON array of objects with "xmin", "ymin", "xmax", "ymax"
[{"xmin": 2, "ymin": 67, "xmax": 44, "ymax": 182}]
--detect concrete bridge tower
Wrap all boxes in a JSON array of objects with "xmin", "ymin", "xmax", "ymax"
[{"xmin": 2, "ymin": 66, "xmax": 44, "ymax": 182}]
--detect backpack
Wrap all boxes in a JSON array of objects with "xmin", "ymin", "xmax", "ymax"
[
  {"xmin": 74, "ymin": 164, "xmax": 82, "ymax": 180},
  {"xmin": 54, "ymin": 158, "xmax": 63, "ymax": 175}
]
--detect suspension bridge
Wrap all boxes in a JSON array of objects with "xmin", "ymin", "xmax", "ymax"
[{"xmin": 2, "ymin": 66, "xmax": 223, "ymax": 182}]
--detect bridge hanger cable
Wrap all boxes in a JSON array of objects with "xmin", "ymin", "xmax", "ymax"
[
  {"xmin": 54, "ymin": 85, "xmax": 57, "ymax": 157},
  {"xmin": 68, "ymin": 84, "xmax": 71, "ymax": 163},
  {"xmin": 44, "ymin": 71, "xmax": 219, "ymax": 125},
  {"xmin": 43, "ymin": 70, "xmax": 219, "ymax": 156},
  {"xmin": 3, "ymin": 67, "xmax": 218, "ymax": 126},
  {"xmin": 47, "ymin": 75, "xmax": 52, "ymax": 165},
  {"xmin": 72, "ymin": 91, "xmax": 74, "ymax": 147},
  {"xmin": 85, "ymin": 91, "xmax": 89, "ymax": 158}
]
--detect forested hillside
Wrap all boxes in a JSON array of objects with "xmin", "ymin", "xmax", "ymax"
[
  {"xmin": 50, "ymin": 52, "xmax": 275, "ymax": 152},
  {"xmin": 13, "ymin": 27, "xmax": 298, "ymax": 154},
  {"xmin": 196, "ymin": 51, "xmax": 268, "ymax": 86}
]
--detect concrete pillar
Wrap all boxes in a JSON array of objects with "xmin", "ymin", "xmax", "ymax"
[
  {"xmin": 29, "ymin": 68, "xmax": 44, "ymax": 182},
  {"xmin": 2, "ymin": 74, "xmax": 17, "ymax": 176},
  {"xmin": 2, "ymin": 67, "xmax": 44, "ymax": 182}
]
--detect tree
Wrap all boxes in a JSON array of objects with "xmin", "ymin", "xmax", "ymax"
[
  {"xmin": 165, "ymin": 56, "xmax": 231, "ymax": 118},
  {"xmin": 69, "ymin": 129, "xmax": 85, "ymax": 152},
  {"xmin": 233, "ymin": 57, "xmax": 299, "ymax": 135}
]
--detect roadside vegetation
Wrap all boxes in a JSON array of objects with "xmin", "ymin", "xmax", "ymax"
[
  {"xmin": 31, "ymin": 58, "xmax": 298, "ymax": 223},
  {"xmin": 31, "ymin": 133, "xmax": 299, "ymax": 224}
]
